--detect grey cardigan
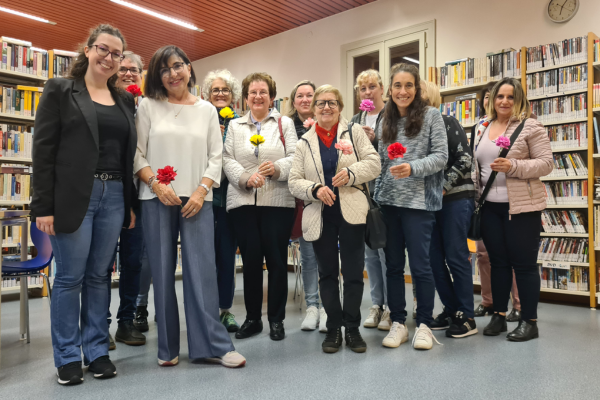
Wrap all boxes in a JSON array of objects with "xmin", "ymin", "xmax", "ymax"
[{"xmin": 374, "ymin": 107, "xmax": 448, "ymax": 211}]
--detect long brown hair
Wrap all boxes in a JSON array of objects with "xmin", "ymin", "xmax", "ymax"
[
  {"xmin": 68, "ymin": 24, "xmax": 127, "ymax": 88},
  {"xmin": 145, "ymin": 45, "xmax": 196, "ymax": 101},
  {"xmin": 381, "ymin": 63, "xmax": 427, "ymax": 143}
]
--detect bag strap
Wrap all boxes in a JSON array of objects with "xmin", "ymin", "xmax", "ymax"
[
  {"xmin": 477, "ymin": 118, "xmax": 527, "ymax": 208},
  {"xmin": 347, "ymin": 122, "xmax": 376, "ymax": 209},
  {"xmin": 278, "ymin": 117, "xmax": 285, "ymax": 150}
]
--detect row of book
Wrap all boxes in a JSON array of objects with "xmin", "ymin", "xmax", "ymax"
[
  {"xmin": 432, "ymin": 49, "xmax": 521, "ymax": 90},
  {"xmin": 0, "ymin": 126, "xmax": 33, "ymax": 158},
  {"xmin": 525, "ymin": 35, "xmax": 588, "ymax": 70},
  {"xmin": 541, "ymin": 210, "xmax": 587, "ymax": 234},
  {"xmin": 548, "ymin": 153, "xmax": 587, "ymax": 177},
  {"xmin": 540, "ymin": 266, "xmax": 589, "ymax": 292},
  {"xmin": 1, "ymin": 37, "xmax": 49, "ymax": 78},
  {"xmin": 543, "ymin": 180, "xmax": 587, "ymax": 205},
  {"xmin": 593, "ymin": 83, "xmax": 600, "ymax": 109},
  {"xmin": 538, "ymin": 238, "xmax": 589, "ymax": 263},
  {"xmin": 54, "ymin": 54, "xmax": 74, "ymax": 78},
  {"xmin": 439, "ymin": 94, "xmax": 482, "ymax": 126},
  {"xmin": 2, "ymin": 224, "xmax": 31, "ymax": 245},
  {"xmin": 1, "ymin": 276, "xmax": 43, "ymax": 289},
  {"xmin": 545, "ymin": 122, "xmax": 587, "ymax": 149},
  {"xmin": 0, "ymin": 85, "xmax": 43, "ymax": 117},
  {"xmin": 530, "ymin": 94, "xmax": 587, "ymax": 123},
  {"xmin": 594, "ymin": 38, "xmax": 599, "ymax": 63},
  {"xmin": 594, "ymin": 206, "xmax": 600, "ymax": 248},
  {"xmin": 526, "ymin": 64, "xmax": 588, "ymax": 97}
]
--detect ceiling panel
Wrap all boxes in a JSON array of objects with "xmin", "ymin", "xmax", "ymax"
[{"xmin": 0, "ymin": 0, "xmax": 377, "ymax": 62}]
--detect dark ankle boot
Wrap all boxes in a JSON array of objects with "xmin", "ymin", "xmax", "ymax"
[
  {"xmin": 269, "ymin": 321, "xmax": 285, "ymax": 341},
  {"xmin": 483, "ymin": 313, "xmax": 507, "ymax": 336},
  {"xmin": 133, "ymin": 306, "xmax": 149, "ymax": 332},
  {"xmin": 474, "ymin": 304, "xmax": 494, "ymax": 317},
  {"xmin": 322, "ymin": 328, "xmax": 343, "ymax": 353},
  {"xmin": 115, "ymin": 320, "xmax": 146, "ymax": 345},
  {"xmin": 344, "ymin": 327, "xmax": 367, "ymax": 353},
  {"xmin": 506, "ymin": 308, "xmax": 522, "ymax": 322},
  {"xmin": 507, "ymin": 320, "xmax": 539, "ymax": 342},
  {"xmin": 235, "ymin": 319, "xmax": 263, "ymax": 339}
]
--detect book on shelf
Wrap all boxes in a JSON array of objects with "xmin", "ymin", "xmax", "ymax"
[
  {"xmin": 541, "ymin": 209, "xmax": 587, "ymax": 234},
  {"xmin": 529, "ymin": 93, "xmax": 587, "ymax": 123},
  {"xmin": 593, "ymin": 117, "xmax": 600, "ymax": 154},
  {"xmin": 50, "ymin": 49, "xmax": 78, "ymax": 79},
  {"xmin": 595, "ymin": 205, "xmax": 600, "ymax": 248},
  {"xmin": 548, "ymin": 153, "xmax": 587, "ymax": 177},
  {"xmin": 545, "ymin": 122, "xmax": 587, "ymax": 149},
  {"xmin": 1, "ymin": 275, "xmax": 42, "ymax": 289},
  {"xmin": 593, "ymin": 83, "xmax": 600, "ymax": 109},
  {"xmin": 543, "ymin": 180, "xmax": 587, "ymax": 205},
  {"xmin": 0, "ymin": 84, "xmax": 43, "ymax": 117},
  {"xmin": 540, "ymin": 265, "xmax": 589, "ymax": 292},
  {"xmin": 527, "ymin": 64, "xmax": 587, "ymax": 97},
  {"xmin": 439, "ymin": 94, "xmax": 482, "ymax": 126},
  {"xmin": 0, "ymin": 164, "xmax": 32, "ymax": 201},
  {"xmin": 526, "ymin": 35, "xmax": 588, "ymax": 70},
  {"xmin": 1, "ymin": 37, "xmax": 49, "ymax": 78},
  {"xmin": 538, "ymin": 237, "xmax": 589, "ymax": 262},
  {"xmin": 2, "ymin": 225, "xmax": 32, "ymax": 246},
  {"xmin": 593, "ymin": 38, "xmax": 599, "ymax": 63},
  {"xmin": 0, "ymin": 124, "xmax": 33, "ymax": 158}
]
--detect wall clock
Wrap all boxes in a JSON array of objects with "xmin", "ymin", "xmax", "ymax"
[{"xmin": 547, "ymin": 0, "xmax": 579, "ymax": 23}]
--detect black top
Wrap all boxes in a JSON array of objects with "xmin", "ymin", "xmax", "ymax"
[
  {"xmin": 94, "ymin": 102, "xmax": 129, "ymax": 175},
  {"xmin": 293, "ymin": 116, "xmax": 308, "ymax": 139},
  {"xmin": 441, "ymin": 115, "xmax": 476, "ymax": 203},
  {"xmin": 318, "ymin": 136, "xmax": 339, "ymax": 190}
]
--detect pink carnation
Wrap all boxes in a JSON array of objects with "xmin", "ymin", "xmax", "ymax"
[
  {"xmin": 303, "ymin": 117, "xmax": 316, "ymax": 129},
  {"xmin": 359, "ymin": 99, "xmax": 375, "ymax": 112},
  {"xmin": 334, "ymin": 139, "xmax": 354, "ymax": 155},
  {"xmin": 495, "ymin": 136, "xmax": 510, "ymax": 150}
]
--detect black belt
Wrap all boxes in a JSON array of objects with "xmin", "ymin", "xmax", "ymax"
[{"xmin": 94, "ymin": 173, "xmax": 123, "ymax": 181}]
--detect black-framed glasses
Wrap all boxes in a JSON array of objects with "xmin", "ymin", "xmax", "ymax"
[
  {"xmin": 160, "ymin": 62, "xmax": 186, "ymax": 78},
  {"xmin": 92, "ymin": 44, "xmax": 124, "ymax": 62},
  {"xmin": 117, "ymin": 67, "xmax": 140, "ymax": 76},
  {"xmin": 211, "ymin": 88, "xmax": 231, "ymax": 96},
  {"xmin": 315, "ymin": 100, "xmax": 339, "ymax": 109}
]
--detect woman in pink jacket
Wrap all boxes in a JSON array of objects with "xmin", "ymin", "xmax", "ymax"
[{"xmin": 473, "ymin": 77, "xmax": 552, "ymax": 342}]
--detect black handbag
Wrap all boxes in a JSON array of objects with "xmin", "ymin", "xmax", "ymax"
[
  {"xmin": 347, "ymin": 123, "xmax": 387, "ymax": 249},
  {"xmin": 468, "ymin": 119, "xmax": 527, "ymax": 241}
]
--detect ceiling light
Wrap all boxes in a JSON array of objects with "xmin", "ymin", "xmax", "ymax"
[
  {"xmin": 0, "ymin": 6, "xmax": 56, "ymax": 25},
  {"xmin": 403, "ymin": 57, "xmax": 420, "ymax": 64},
  {"xmin": 110, "ymin": 0, "xmax": 203, "ymax": 32}
]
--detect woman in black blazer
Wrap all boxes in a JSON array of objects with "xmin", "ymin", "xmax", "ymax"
[{"xmin": 31, "ymin": 24, "xmax": 136, "ymax": 385}]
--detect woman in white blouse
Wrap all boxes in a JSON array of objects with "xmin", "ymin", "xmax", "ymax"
[
  {"xmin": 223, "ymin": 72, "xmax": 297, "ymax": 341},
  {"xmin": 134, "ymin": 45, "xmax": 245, "ymax": 368}
]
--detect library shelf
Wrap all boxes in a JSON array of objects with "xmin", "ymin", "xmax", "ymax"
[
  {"xmin": 0, "ymin": 157, "xmax": 32, "ymax": 163},
  {"xmin": 537, "ymin": 260, "xmax": 589, "ymax": 267},
  {"xmin": 540, "ymin": 117, "xmax": 588, "ymax": 126},
  {"xmin": 545, "ymin": 204, "xmax": 588, "ymax": 209},
  {"xmin": 551, "ymin": 146, "xmax": 587, "ymax": 153},
  {"xmin": 0, "ymin": 200, "xmax": 31, "ymax": 206},
  {"xmin": 593, "ymin": 154, "xmax": 600, "ymax": 159},
  {"xmin": 540, "ymin": 287, "xmax": 590, "ymax": 297},
  {"xmin": 593, "ymin": 107, "xmax": 600, "ymax": 113},
  {"xmin": 527, "ymin": 60, "xmax": 587, "ymax": 74},
  {"xmin": 1, "ymin": 284, "xmax": 43, "ymax": 294},
  {"xmin": 439, "ymin": 82, "xmax": 490, "ymax": 96},
  {"xmin": 0, "ymin": 113, "xmax": 35, "ymax": 124},
  {"xmin": 2, "ymin": 243, "xmax": 32, "ymax": 248},
  {"xmin": 540, "ymin": 175, "xmax": 587, "ymax": 181},
  {"xmin": 594, "ymin": 61, "xmax": 600, "ymax": 71},
  {"xmin": 594, "ymin": 200, "xmax": 600, "ymax": 205},
  {"xmin": 527, "ymin": 88, "xmax": 587, "ymax": 101},
  {"xmin": 461, "ymin": 122, "xmax": 477, "ymax": 128},
  {"xmin": 0, "ymin": 69, "xmax": 48, "ymax": 82},
  {"xmin": 539, "ymin": 233, "xmax": 589, "ymax": 238},
  {"xmin": 473, "ymin": 280, "xmax": 481, "ymax": 285}
]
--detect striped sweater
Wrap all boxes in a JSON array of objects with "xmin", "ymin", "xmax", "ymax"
[{"xmin": 374, "ymin": 107, "xmax": 448, "ymax": 211}]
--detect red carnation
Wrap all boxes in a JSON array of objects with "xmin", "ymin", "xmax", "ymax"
[
  {"xmin": 156, "ymin": 166, "xmax": 177, "ymax": 185},
  {"xmin": 388, "ymin": 142, "xmax": 407, "ymax": 159},
  {"xmin": 126, "ymin": 84, "xmax": 143, "ymax": 97}
]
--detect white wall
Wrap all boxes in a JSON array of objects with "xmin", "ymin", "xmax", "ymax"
[{"xmin": 191, "ymin": 0, "xmax": 600, "ymax": 99}]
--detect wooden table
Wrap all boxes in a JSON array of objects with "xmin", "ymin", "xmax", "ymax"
[{"xmin": 0, "ymin": 210, "xmax": 31, "ymax": 368}]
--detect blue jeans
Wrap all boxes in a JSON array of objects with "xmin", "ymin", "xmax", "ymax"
[
  {"xmin": 142, "ymin": 198, "xmax": 234, "ymax": 361},
  {"xmin": 214, "ymin": 205, "xmax": 236, "ymax": 310},
  {"xmin": 299, "ymin": 237, "xmax": 320, "ymax": 308},
  {"xmin": 50, "ymin": 179, "xmax": 124, "ymax": 367},
  {"xmin": 107, "ymin": 207, "xmax": 144, "ymax": 324},
  {"xmin": 382, "ymin": 205, "xmax": 436, "ymax": 327},
  {"xmin": 135, "ymin": 247, "xmax": 151, "ymax": 307},
  {"xmin": 365, "ymin": 245, "xmax": 387, "ymax": 307},
  {"xmin": 430, "ymin": 198, "xmax": 475, "ymax": 318}
]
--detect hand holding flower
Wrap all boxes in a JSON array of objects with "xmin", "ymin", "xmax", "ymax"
[
  {"xmin": 390, "ymin": 163, "xmax": 411, "ymax": 179},
  {"xmin": 490, "ymin": 157, "xmax": 511, "ymax": 173},
  {"xmin": 246, "ymin": 172, "xmax": 266, "ymax": 188},
  {"xmin": 156, "ymin": 166, "xmax": 182, "ymax": 206},
  {"xmin": 258, "ymin": 161, "xmax": 276, "ymax": 177}
]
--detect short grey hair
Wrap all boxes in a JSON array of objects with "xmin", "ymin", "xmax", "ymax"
[
  {"xmin": 201, "ymin": 69, "xmax": 241, "ymax": 104},
  {"xmin": 123, "ymin": 51, "xmax": 143, "ymax": 72}
]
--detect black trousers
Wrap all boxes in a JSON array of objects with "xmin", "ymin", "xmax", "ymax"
[
  {"xmin": 480, "ymin": 201, "xmax": 541, "ymax": 320},
  {"xmin": 312, "ymin": 201, "xmax": 366, "ymax": 329},
  {"xmin": 230, "ymin": 205, "xmax": 294, "ymax": 322}
]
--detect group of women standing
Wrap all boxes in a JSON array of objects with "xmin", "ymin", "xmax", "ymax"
[{"xmin": 31, "ymin": 22, "xmax": 553, "ymax": 386}]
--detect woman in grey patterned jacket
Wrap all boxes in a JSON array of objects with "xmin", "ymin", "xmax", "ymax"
[{"xmin": 374, "ymin": 63, "xmax": 448, "ymax": 351}]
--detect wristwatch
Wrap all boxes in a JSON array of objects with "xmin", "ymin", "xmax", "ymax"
[
  {"xmin": 147, "ymin": 176, "xmax": 156, "ymax": 193},
  {"xmin": 199, "ymin": 183, "xmax": 210, "ymax": 195}
]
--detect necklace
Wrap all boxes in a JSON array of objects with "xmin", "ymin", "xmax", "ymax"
[{"xmin": 171, "ymin": 103, "xmax": 185, "ymax": 119}]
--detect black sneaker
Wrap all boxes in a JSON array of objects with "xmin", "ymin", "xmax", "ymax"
[
  {"xmin": 133, "ymin": 306, "xmax": 149, "ymax": 332},
  {"xmin": 322, "ymin": 328, "xmax": 343, "ymax": 353},
  {"xmin": 57, "ymin": 361, "xmax": 83, "ymax": 385},
  {"xmin": 88, "ymin": 356, "xmax": 116, "ymax": 379},
  {"xmin": 344, "ymin": 327, "xmax": 367, "ymax": 353},
  {"xmin": 115, "ymin": 320, "xmax": 146, "ymax": 346},
  {"xmin": 446, "ymin": 311, "xmax": 478, "ymax": 338},
  {"xmin": 430, "ymin": 308, "xmax": 453, "ymax": 330}
]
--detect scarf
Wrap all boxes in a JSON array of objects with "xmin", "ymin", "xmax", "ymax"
[{"xmin": 315, "ymin": 122, "xmax": 338, "ymax": 148}]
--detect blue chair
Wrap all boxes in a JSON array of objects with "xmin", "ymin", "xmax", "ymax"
[{"xmin": 1, "ymin": 221, "xmax": 53, "ymax": 343}]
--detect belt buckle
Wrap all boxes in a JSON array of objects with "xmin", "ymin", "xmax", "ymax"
[{"xmin": 100, "ymin": 173, "xmax": 109, "ymax": 181}]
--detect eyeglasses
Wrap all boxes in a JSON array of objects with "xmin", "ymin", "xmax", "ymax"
[
  {"xmin": 315, "ymin": 100, "xmax": 339, "ymax": 109},
  {"xmin": 92, "ymin": 44, "xmax": 124, "ymax": 62},
  {"xmin": 248, "ymin": 90, "xmax": 269, "ymax": 98},
  {"xmin": 211, "ymin": 88, "xmax": 231, "ymax": 96},
  {"xmin": 117, "ymin": 67, "xmax": 140, "ymax": 76},
  {"xmin": 160, "ymin": 62, "xmax": 186, "ymax": 78}
]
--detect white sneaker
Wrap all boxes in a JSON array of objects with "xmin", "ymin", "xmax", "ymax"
[
  {"xmin": 301, "ymin": 306, "xmax": 320, "ymax": 331},
  {"xmin": 158, "ymin": 356, "xmax": 179, "ymax": 366},
  {"xmin": 382, "ymin": 322, "xmax": 409, "ymax": 348},
  {"xmin": 318, "ymin": 308, "xmax": 328, "ymax": 332},
  {"xmin": 412, "ymin": 323, "xmax": 441, "ymax": 350},
  {"xmin": 377, "ymin": 307, "xmax": 392, "ymax": 331},
  {"xmin": 363, "ymin": 305, "xmax": 383, "ymax": 328},
  {"xmin": 205, "ymin": 351, "xmax": 246, "ymax": 368}
]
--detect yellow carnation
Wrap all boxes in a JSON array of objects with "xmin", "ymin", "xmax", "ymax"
[
  {"xmin": 250, "ymin": 135, "xmax": 265, "ymax": 147},
  {"xmin": 219, "ymin": 107, "xmax": 235, "ymax": 119}
]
